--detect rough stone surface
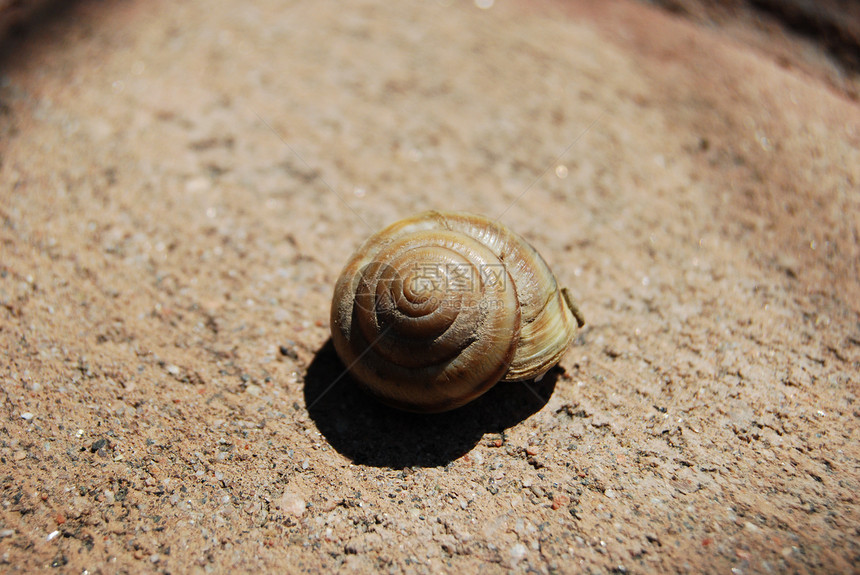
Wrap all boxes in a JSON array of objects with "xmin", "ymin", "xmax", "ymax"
[{"xmin": 0, "ymin": 0, "xmax": 858, "ymax": 572}]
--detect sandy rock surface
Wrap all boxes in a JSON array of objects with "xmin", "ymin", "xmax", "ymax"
[{"xmin": 0, "ymin": 0, "xmax": 858, "ymax": 572}]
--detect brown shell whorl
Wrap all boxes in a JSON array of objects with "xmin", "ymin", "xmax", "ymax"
[{"xmin": 330, "ymin": 210, "xmax": 581, "ymax": 413}]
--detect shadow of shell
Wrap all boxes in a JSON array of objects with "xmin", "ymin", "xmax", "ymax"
[{"xmin": 304, "ymin": 339, "xmax": 559, "ymax": 468}]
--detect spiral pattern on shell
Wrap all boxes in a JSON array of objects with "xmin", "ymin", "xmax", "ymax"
[{"xmin": 330, "ymin": 211, "xmax": 583, "ymax": 413}]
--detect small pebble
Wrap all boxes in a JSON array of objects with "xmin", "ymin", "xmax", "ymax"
[
  {"xmin": 185, "ymin": 176, "xmax": 210, "ymax": 193},
  {"xmin": 591, "ymin": 414, "xmax": 612, "ymax": 428},
  {"xmin": 46, "ymin": 530, "xmax": 60, "ymax": 541},
  {"xmin": 510, "ymin": 543, "xmax": 527, "ymax": 562},
  {"xmin": 278, "ymin": 491, "xmax": 306, "ymax": 517},
  {"xmin": 551, "ymin": 494, "xmax": 571, "ymax": 510},
  {"xmin": 20, "ymin": 412, "xmax": 33, "ymax": 421},
  {"xmin": 0, "ymin": 530, "xmax": 14, "ymax": 538},
  {"xmin": 150, "ymin": 553, "xmax": 161, "ymax": 563},
  {"xmin": 744, "ymin": 521, "xmax": 760, "ymax": 533},
  {"xmin": 278, "ymin": 343, "xmax": 299, "ymax": 360}
]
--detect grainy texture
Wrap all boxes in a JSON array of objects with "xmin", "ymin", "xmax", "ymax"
[{"xmin": 0, "ymin": 0, "xmax": 858, "ymax": 573}]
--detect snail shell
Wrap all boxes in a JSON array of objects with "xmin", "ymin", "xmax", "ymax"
[{"xmin": 330, "ymin": 210, "xmax": 584, "ymax": 413}]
